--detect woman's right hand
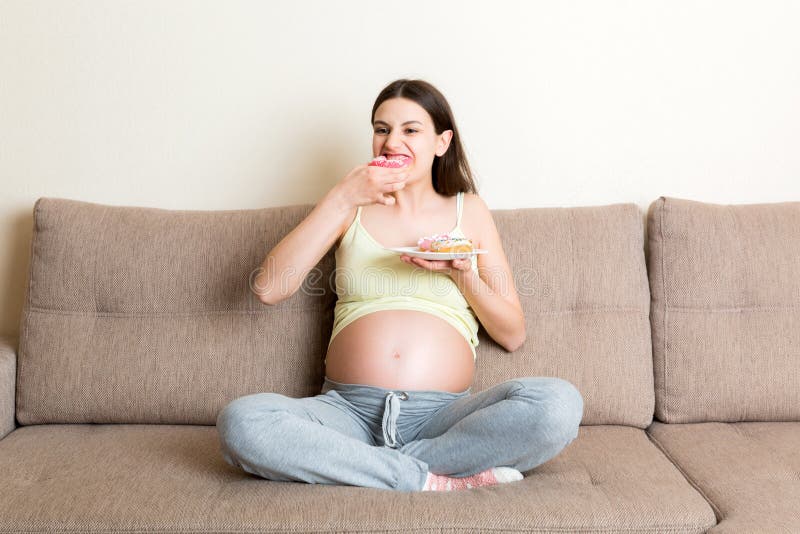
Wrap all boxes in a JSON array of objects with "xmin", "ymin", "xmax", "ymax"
[{"xmin": 334, "ymin": 163, "xmax": 409, "ymax": 208}]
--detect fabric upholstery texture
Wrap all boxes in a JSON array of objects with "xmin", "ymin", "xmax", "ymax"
[
  {"xmin": 16, "ymin": 198, "xmax": 336, "ymax": 425},
  {"xmin": 4, "ymin": 194, "xmax": 798, "ymax": 532},
  {"xmin": 16, "ymin": 197, "xmax": 653, "ymax": 427},
  {"xmin": 0, "ymin": 424, "xmax": 715, "ymax": 533},
  {"xmin": 643, "ymin": 195, "xmax": 800, "ymax": 532},
  {"xmin": 646, "ymin": 196, "xmax": 800, "ymax": 423},
  {"xmin": 0, "ymin": 336, "xmax": 16, "ymax": 440},
  {"xmin": 648, "ymin": 421, "xmax": 800, "ymax": 532}
]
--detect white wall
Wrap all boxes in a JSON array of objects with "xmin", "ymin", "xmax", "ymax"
[{"xmin": 1, "ymin": 0, "xmax": 799, "ymax": 337}]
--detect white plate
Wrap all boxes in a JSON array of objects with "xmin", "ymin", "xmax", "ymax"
[{"xmin": 384, "ymin": 246, "xmax": 488, "ymax": 260}]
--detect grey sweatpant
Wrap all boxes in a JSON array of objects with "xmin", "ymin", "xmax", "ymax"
[{"xmin": 216, "ymin": 375, "xmax": 583, "ymax": 492}]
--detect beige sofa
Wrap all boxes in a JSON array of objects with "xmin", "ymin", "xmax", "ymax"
[{"xmin": 0, "ymin": 195, "xmax": 797, "ymax": 533}]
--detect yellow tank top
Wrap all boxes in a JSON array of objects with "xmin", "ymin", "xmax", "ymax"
[{"xmin": 328, "ymin": 191, "xmax": 480, "ymax": 362}]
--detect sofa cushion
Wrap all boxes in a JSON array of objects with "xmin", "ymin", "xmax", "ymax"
[
  {"xmin": 18, "ymin": 197, "xmax": 652, "ymax": 426},
  {"xmin": 0, "ymin": 424, "xmax": 715, "ymax": 532},
  {"xmin": 0, "ymin": 336, "xmax": 17, "ymax": 440},
  {"xmin": 648, "ymin": 421, "xmax": 800, "ymax": 532},
  {"xmin": 17, "ymin": 198, "xmax": 336, "ymax": 425},
  {"xmin": 646, "ymin": 196, "xmax": 800, "ymax": 423},
  {"xmin": 486, "ymin": 203, "xmax": 654, "ymax": 427}
]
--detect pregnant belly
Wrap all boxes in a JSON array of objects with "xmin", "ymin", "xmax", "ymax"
[{"xmin": 324, "ymin": 310, "xmax": 475, "ymax": 393}]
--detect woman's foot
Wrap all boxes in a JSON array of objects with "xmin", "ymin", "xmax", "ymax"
[{"xmin": 421, "ymin": 466, "xmax": 523, "ymax": 491}]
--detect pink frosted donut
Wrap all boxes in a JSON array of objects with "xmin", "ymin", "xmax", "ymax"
[
  {"xmin": 430, "ymin": 237, "xmax": 473, "ymax": 253},
  {"xmin": 368, "ymin": 155, "xmax": 411, "ymax": 168},
  {"xmin": 417, "ymin": 233, "xmax": 451, "ymax": 251},
  {"xmin": 417, "ymin": 233, "xmax": 474, "ymax": 252}
]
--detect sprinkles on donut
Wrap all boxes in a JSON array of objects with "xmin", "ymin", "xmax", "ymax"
[{"xmin": 417, "ymin": 233, "xmax": 474, "ymax": 253}]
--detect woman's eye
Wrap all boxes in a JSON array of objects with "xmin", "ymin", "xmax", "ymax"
[{"xmin": 373, "ymin": 128, "xmax": 418, "ymax": 134}]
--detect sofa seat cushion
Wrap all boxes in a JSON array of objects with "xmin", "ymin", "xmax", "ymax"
[
  {"xmin": 1, "ymin": 424, "xmax": 715, "ymax": 532},
  {"xmin": 648, "ymin": 421, "xmax": 800, "ymax": 532}
]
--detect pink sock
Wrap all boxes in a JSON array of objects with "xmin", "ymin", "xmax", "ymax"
[{"xmin": 421, "ymin": 466, "xmax": 523, "ymax": 491}]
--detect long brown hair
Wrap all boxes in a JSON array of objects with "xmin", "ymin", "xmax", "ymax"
[{"xmin": 371, "ymin": 79, "xmax": 479, "ymax": 196}]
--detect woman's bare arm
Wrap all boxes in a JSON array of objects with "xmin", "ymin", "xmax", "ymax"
[
  {"xmin": 252, "ymin": 164, "xmax": 409, "ymax": 305},
  {"xmin": 252, "ymin": 187, "xmax": 353, "ymax": 305},
  {"xmin": 451, "ymin": 195, "xmax": 526, "ymax": 351}
]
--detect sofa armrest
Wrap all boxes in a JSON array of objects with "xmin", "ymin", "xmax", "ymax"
[{"xmin": 0, "ymin": 335, "xmax": 17, "ymax": 441}]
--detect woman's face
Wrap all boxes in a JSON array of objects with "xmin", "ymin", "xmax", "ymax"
[{"xmin": 372, "ymin": 98, "xmax": 452, "ymax": 182}]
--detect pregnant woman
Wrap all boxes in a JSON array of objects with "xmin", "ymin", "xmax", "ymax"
[{"xmin": 216, "ymin": 79, "xmax": 584, "ymax": 492}]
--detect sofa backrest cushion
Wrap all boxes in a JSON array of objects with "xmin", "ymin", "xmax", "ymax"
[
  {"xmin": 17, "ymin": 198, "xmax": 335, "ymax": 425},
  {"xmin": 646, "ymin": 196, "xmax": 800, "ymax": 423},
  {"xmin": 489, "ymin": 203, "xmax": 653, "ymax": 427},
  {"xmin": 17, "ymin": 197, "xmax": 653, "ymax": 426}
]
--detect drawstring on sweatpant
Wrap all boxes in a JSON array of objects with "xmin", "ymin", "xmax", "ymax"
[{"xmin": 382, "ymin": 391, "xmax": 408, "ymax": 448}]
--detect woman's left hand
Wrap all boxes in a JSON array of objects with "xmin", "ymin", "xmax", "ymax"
[{"xmin": 400, "ymin": 254, "xmax": 472, "ymax": 277}]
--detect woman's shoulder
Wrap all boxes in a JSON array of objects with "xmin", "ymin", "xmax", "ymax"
[
  {"xmin": 462, "ymin": 192, "xmax": 491, "ymax": 220},
  {"xmin": 461, "ymin": 192, "xmax": 483, "ymax": 206},
  {"xmin": 460, "ymin": 192, "xmax": 492, "ymax": 248}
]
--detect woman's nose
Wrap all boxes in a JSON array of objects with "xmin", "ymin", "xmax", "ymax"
[{"xmin": 386, "ymin": 130, "xmax": 404, "ymax": 148}]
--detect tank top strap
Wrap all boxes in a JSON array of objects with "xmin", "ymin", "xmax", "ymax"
[{"xmin": 456, "ymin": 191, "xmax": 464, "ymax": 228}]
